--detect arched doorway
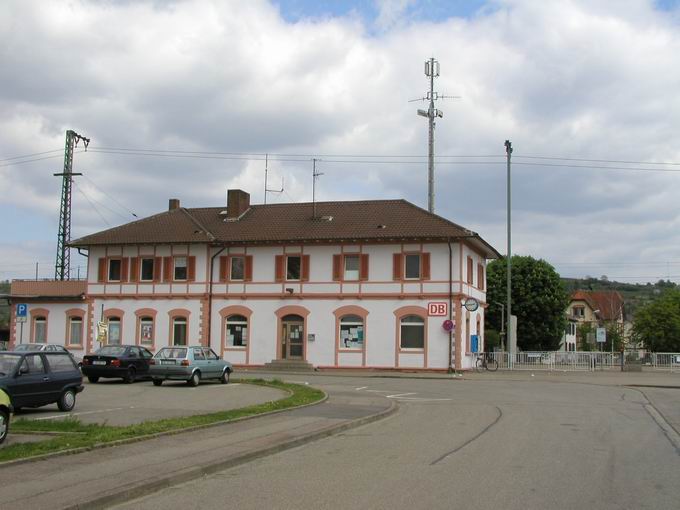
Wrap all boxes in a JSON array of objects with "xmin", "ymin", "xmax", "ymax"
[{"xmin": 281, "ymin": 314, "xmax": 304, "ymax": 360}]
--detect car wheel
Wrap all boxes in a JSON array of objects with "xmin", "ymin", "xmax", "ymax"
[
  {"xmin": 87, "ymin": 376, "xmax": 99, "ymax": 383},
  {"xmin": 123, "ymin": 367, "xmax": 136, "ymax": 384},
  {"xmin": 58, "ymin": 389, "xmax": 77, "ymax": 412},
  {"xmin": 152, "ymin": 378, "xmax": 163, "ymax": 387},
  {"xmin": 0, "ymin": 409, "xmax": 9, "ymax": 445},
  {"xmin": 220, "ymin": 369, "xmax": 230, "ymax": 384},
  {"xmin": 187, "ymin": 371, "xmax": 200, "ymax": 387}
]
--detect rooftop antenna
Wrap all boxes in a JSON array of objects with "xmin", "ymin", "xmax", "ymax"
[
  {"xmin": 54, "ymin": 129, "xmax": 89, "ymax": 280},
  {"xmin": 312, "ymin": 158, "xmax": 323, "ymax": 219},
  {"xmin": 409, "ymin": 57, "xmax": 459, "ymax": 213},
  {"xmin": 263, "ymin": 153, "xmax": 283, "ymax": 204}
]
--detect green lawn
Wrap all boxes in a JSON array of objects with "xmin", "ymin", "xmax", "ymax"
[{"xmin": 1, "ymin": 379, "xmax": 324, "ymax": 463}]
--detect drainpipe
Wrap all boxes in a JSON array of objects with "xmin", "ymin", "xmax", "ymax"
[
  {"xmin": 448, "ymin": 238, "xmax": 454, "ymax": 374},
  {"xmin": 206, "ymin": 246, "xmax": 226, "ymax": 351}
]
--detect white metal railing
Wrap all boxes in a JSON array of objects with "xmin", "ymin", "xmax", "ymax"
[{"xmin": 480, "ymin": 351, "xmax": 680, "ymax": 372}]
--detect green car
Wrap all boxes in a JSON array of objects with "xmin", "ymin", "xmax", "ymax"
[
  {"xmin": 149, "ymin": 346, "xmax": 233, "ymax": 387},
  {"xmin": 1, "ymin": 387, "xmax": 11, "ymax": 445}
]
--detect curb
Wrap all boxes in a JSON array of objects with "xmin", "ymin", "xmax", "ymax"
[
  {"xmin": 0, "ymin": 382, "xmax": 325, "ymax": 469},
  {"xmin": 63, "ymin": 398, "xmax": 398, "ymax": 510}
]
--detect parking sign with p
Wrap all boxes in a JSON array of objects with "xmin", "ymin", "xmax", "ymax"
[{"xmin": 16, "ymin": 303, "xmax": 28, "ymax": 323}]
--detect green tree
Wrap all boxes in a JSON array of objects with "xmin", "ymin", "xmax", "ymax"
[
  {"xmin": 632, "ymin": 289, "xmax": 680, "ymax": 352},
  {"xmin": 486, "ymin": 256, "xmax": 569, "ymax": 351}
]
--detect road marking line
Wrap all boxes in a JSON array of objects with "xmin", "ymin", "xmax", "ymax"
[
  {"xmin": 385, "ymin": 392, "xmax": 417, "ymax": 398},
  {"xmin": 365, "ymin": 390, "xmax": 396, "ymax": 394},
  {"xmin": 392, "ymin": 397, "xmax": 452, "ymax": 402},
  {"xmin": 33, "ymin": 407, "xmax": 130, "ymax": 420},
  {"xmin": 355, "ymin": 386, "xmax": 368, "ymax": 391}
]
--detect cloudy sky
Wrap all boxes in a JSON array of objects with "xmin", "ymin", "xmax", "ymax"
[{"xmin": 2, "ymin": 0, "xmax": 680, "ymax": 283}]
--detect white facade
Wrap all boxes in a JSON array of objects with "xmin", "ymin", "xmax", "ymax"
[{"xmin": 11, "ymin": 240, "xmax": 490, "ymax": 371}]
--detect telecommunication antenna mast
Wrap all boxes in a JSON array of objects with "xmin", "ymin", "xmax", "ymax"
[
  {"xmin": 263, "ymin": 153, "xmax": 284, "ymax": 204},
  {"xmin": 54, "ymin": 130, "xmax": 89, "ymax": 280},
  {"xmin": 312, "ymin": 158, "xmax": 323, "ymax": 219},
  {"xmin": 410, "ymin": 57, "xmax": 458, "ymax": 213}
]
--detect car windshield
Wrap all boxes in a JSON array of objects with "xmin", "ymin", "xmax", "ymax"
[
  {"xmin": 0, "ymin": 353, "xmax": 21, "ymax": 376},
  {"xmin": 96, "ymin": 346, "xmax": 127, "ymax": 356},
  {"xmin": 13, "ymin": 344, "xmax": 42, "ymax": 352},
  {"xmin": 155, "ymin": 348, "xmax": 187, "ymax": 359}
]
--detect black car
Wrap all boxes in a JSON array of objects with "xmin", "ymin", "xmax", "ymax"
[
  {"xmin": 82, "ymin": 345, "xmax": 154, "ymax": 383},
  {"xmin": 0, "ymin": 351, "xmax": 84, "ymax": 414}
]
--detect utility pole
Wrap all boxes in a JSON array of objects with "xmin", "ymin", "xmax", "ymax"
[
  {"xmin": 312, "ymin": 158, "xmax": 323, "ymax": 219},
  {"xmin": 411, "ymin": 57, "xmax": 458, "ymax": 214},
  {"xmin": 54, "ymin": 130, "xmax": 89, "ymax": 280},
  {"xmin": 263, "ymin": 153, "xmax": 283, "ymax": 205},
  {"xmin": 505, "ymin": 140, "xmax": 513, "ymax": 361}
]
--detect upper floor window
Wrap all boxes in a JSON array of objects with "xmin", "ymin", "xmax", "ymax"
[
  {"xmin": 344, "ymin": 255, "xmax": 360, "ymax": 281},
  {"xmin": 108, "ymin": 259, "xmax": 122, "ymax": 281},
  {"xmin": 573, "ymin": 306, "xmax": 585, "ymax": 318},
  {"xmin": 34, "ymin": 316, "xmax": 47, "ymax": 343},
  {"xmin": 174, "ymin": 257, "xmax": 188, "ymax": 281},
  {"xmin": 467, "ymin": 257, "xmax": 474, "ymax": 285},
  {"xmin": 405, "ymin": 254, "xmax": 421, "ymax": 279},
  {"xmin": 286, "ymin": 256, "xmax": 301, "ymax": 281},
  {"xmin": 231, "ymin": 256, "xmax": 245, "ymax": 281},
  {"xmin": 68, "ymin": 317, "xmax": 83, "ymax": 345},
  {"xmin": 140, "ymin": 258, "xmax": 154, "ymax": 281},
  {"xmin": 477, "ymin": 263, "xmax": 485, "ymax": 290}
]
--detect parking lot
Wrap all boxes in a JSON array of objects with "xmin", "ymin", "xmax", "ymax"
[{"xmin": 14, "ymin": 378, "xmax": 288, "ymax": 426}]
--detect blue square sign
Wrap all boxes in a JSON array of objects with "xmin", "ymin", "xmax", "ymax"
[{"xmin": 16, "ymin": 304, "xmax": 27, "ymax": 318}]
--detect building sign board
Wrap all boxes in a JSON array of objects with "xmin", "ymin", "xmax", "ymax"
[
  {"xmin": 596, "ymin": 328, "xmax": 607, "ymax": 343},
  {"xmin": 428, "ymin": 302, "xmax": 448, "ymax": 316},
  {"xmin": 15, "ymin": 304, "xmax": 28, "ymax": 323}
]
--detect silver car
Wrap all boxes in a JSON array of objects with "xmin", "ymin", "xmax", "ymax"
[
  {"xmin": 13, "ymin": 343, "xmax": 83, "ymax": 367},
  {"xmin": 150, "ymin": 346, "xmax": 233, "ymax": 387}
]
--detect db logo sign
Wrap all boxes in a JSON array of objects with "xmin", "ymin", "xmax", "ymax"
[{"xmin": 428, "ymin": 302, "xmax": 448, "ymax": 316}]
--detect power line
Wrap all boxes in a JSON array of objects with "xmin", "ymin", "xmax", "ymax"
[
  {"xmin": 0, "ymin": 148, "xmax": 63, "ymax": 162},
  {"xmin": 73, "ymin": 181, "xmax": 111, "ymax": 227},
  {"xmin": 81, "ymin": 175, "xmax": 138, "ymax": 218}
]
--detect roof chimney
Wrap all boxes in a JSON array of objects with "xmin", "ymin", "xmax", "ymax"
[
  {"xmin": 169, "ymin": 198, "xmax": 180, "ymax": 211},
  {"xmin": 226, "ymin": 189, "xmax": 250, "ymax": 219}
]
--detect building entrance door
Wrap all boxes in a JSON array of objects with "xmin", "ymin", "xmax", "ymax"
[{"xmin": 281, "ymin": 314, "xmax": 304, "ymax": 360}]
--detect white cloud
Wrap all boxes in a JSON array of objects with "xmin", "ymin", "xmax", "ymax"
[{"xmin": 1, "ymin": 0, "xmax": 680, "ymax": 282}]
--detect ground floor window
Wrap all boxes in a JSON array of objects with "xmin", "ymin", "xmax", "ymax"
[
  {"xmin": 139, "ymin": 317, "xmax": 154, "ymax": 346},
  {"xmin": 108, "ymin": 317, "xmax": 121, "ymax": 345},
  {"xmin": 68, "ymin": 317, "xmax": 83, "ymax": 345},
  {"xmin": 173, "ymin": 317, "xmax": 187, "ymax": 346},
  {"xmin": 400, "ymin": 315, "xmax": 424, "ymax": 349},
  {"xmin": 33, "ymin": 316, "xmax": 47, "ymax": 343},
  {"xmin": 226, "ymin": 315, "xmax": 248, "ymax": 347},
  {"xmin": 339, "ymin": 315, "xmax": 364, "ymax": 349}
]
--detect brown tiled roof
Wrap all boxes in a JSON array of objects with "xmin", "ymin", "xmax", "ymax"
[
  {"xmin": 570, "ymin": 290, "xmax": 624, "ymax": 320},
  {"xmin": 70, "ymin": 199, "xmax": 500, "ymax": 258},
  {"xmin": 10, "ymin": 280, "xmax": 87, "ymax": 298}
]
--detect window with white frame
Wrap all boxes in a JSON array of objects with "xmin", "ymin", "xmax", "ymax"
[
  {"xmin": 573, "ymin": 306, "xmax": 585, "ymax": 318},
  {"xmin": 139, "ymin": 317, "xmax": 154, "ymax": 345},
  {"xmin": 172, "ymin": 317, "xmax": 187, "ymax": 346},
  {"xmin": 140, "ymin": 258, "xmax": 154, "ymax": 281},
  {"xmin": 286, "ymin": 256, "xmax": 301, "ymax": 280},
  {"xmin": 108, "ymin": 317, "xmax": 121, "ymax": 345},
  {"xmin": 34, "ymin": 316, "xmax": 47, "ymax": 343},
  {"xmin": 404, "ymin": 254, "xmax": 421, "ymax": 279},
  {"xmin": 344, "ymin": 255, "xmax": 360, "ymax": 281},
  {"xmin": 108, "ymin": 259, "xmax": 122, "ymax": 281},
  {"xmin": 339, "ymin": 315, "xmax": 364, "ymax": 349},
  {"xmin": 225, "ymin": 315, "xmax": 248, "ymax": 347},
  {"xmin": 230, "ymin": 256, "xmax": 245, "ymax": 281},
  {"xmin": 174, "ymin": 257, "xmax": 187, "ymax": 281},
  {"xmin": 68, "ymin": 317, "xmax": 83, "ymax": 345},
  {"xmin": 400, "ymin": 315, "xmax": 425, "ymax": 349}
]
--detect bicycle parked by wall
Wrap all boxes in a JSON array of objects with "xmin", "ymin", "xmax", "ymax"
[{"xmin": 475, "ymin": 352, "xmax": 499, "ymax": 372}]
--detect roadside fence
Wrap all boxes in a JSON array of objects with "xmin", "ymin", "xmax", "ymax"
[{"xmin": 480, "ymin": 351, "xmax": 680, "ymax": 372}]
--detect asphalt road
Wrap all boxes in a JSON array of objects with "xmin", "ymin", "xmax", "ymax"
[
  {"xmin": 12, "ymin": 379, "xmax": 286, "ymax": 426},
  {"xmin": 114, "ymin": 374, "xmax": 680, "ymax": 510}
]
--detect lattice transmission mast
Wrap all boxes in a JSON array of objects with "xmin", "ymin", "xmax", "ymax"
[{"xmin": 54, "ymin": 130, "xmax": 89, "ymax": 280}]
